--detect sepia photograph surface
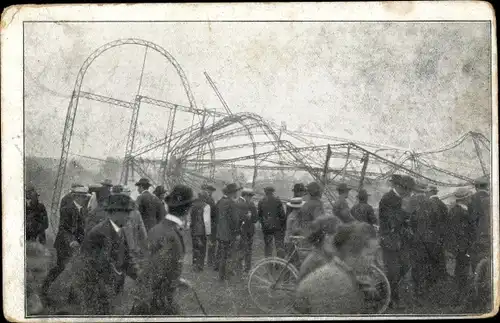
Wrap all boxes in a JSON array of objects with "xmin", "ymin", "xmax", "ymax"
[{"xmin": 2, "ymin": 2, "xmax": 498, "ymax": 321}]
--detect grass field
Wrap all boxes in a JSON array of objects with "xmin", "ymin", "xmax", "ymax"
[{"xmin": 106, "ymin": 228, "xmax": 473, "ymax": 317}]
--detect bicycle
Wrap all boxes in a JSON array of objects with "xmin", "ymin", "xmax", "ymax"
[{"xmin": 247, "ymin": 235, "xmax": 391, "ymax": 314}]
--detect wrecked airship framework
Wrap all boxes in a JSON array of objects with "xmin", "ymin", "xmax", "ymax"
[{"xmin": 49, "ymin": 38, "xmax": 490, "ymax": 227}]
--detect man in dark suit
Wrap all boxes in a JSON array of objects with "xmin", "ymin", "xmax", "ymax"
[
  {"xmin": 216, "ymin": 183, "xmax": 242, "ymax": 281},
  {"xmin": 199, "ymin": 184, "xmax": 218, "ymax": 268},
  {"xmin": 41, "ymin": 185, "xmax": 89, "ymax": 300},
  {"xmin": 332, "ymin": 183, "xmax": 355, "ymax": 223},
  {"xmin": 258, "ymin": 186, "xmax": 286, "ymax": 259},
  {"xmin": 135, "ymin": 178, "xmax": 165, "ymax": 232},
  {"xmin": 299, "ymin": 182, "xmax": 325, "ymax": 225},
  {"xmin": 188, "ymin": 191, "xmax": 212, "ymax": 272},
  {"xmin": 350, "ymin": 188, "xmax": 377, "ymax": 226},
  {"xmin": 448, "ymin": 188, "xmax": 475, "ymax": 305},
  {"xmin": 26, "ymin": 185, "xmax": 49, "ymax": 244},
  {"xmin": 46, "ymin": 192, "xmax": 141, "ymax": 315},
  {"xmin": 237, "ymin": 188, "xmax": 258, "ymax": 275},
  {"xmin": 468, "ymin": 175, "xmax": 491, "ymax": 312},
  {"xmin": 378, "ymin": 174, "xmax": 415, "ymax": 309},
  {"xmin": 130, "ymin": 185, "xmax": 195, "ymax": 315}
]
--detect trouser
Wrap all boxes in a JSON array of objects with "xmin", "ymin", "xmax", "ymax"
[
  {"xmin": 42, "ymin": 248, "xmax": 72, "ymax": 296},
  {"xmin": 208, "ymin": 233, "xmax": 217, "ymax": 268},
  {"xmin": 468, "ymin": 239, "xmax": 492, "ymax": 312},
  {"xmin": 263, "ymin": 230, "xmax": 286, "ymax": 259},
  {"xmin": 240, "ymin": 232, "xmax": 254, "ymax": 272},
  {"xmin": 411, "ymin": 242, "xmax": 446, "ymax": 302},
  {"xmin": 218, "ymin": 240, "xmax": 232, "ymax": 280},
  {"xmin": 382, "ymin": 248, "xmax": 411, "ymax": 305},
  {"xmin": 192, "ymin": 235, "xmax": 207, "ymax": 271},
  {"xmin": 454, "ymin": 250, "xmax": 471, "ymax": 303}
]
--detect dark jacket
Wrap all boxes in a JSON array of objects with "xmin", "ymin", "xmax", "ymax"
[
  {"xmin": 53, "ymin": 200, "xmax": 85, "ymax": 259},
  {"xmin": 136, "ymin": 191, "xmax": 166, "ymax": 232},
  {"xmin": 216, "ymin": 196, "xmax": 239, "ymax": 241},
  {"xmin": 350, "ymin": 202, "xmax": 377, "ymax": 226},
  {"xmin": 258, "ymin": 194, "xmax": 286, "ymax": 232},
  {"xmin": 378, "ymin": 189, "xmax": 409, "ymax": 251},
  {"xmin": 190, "ymin": 199, "xmax": 208, "ymax": 236},
  {"xmin": 131, "ymin": 217, "xmax": 186, "ymax": 315},
  {"xmin": 236, "ymin": 197, "xmax": 258, "ymax": 235},
  {"xmin": 299, "ymin": 197, "xmax": 324, "ymax": 224},
  {"xmin": 26, "ymin": 201, "xmax": 48, "ymax": 241},
  {"xmin": 47, "ymin": 219, "xmax": 139, "ymax": 315},
  {"xmin": 449, "ymin": 204, "xmax": 475, "ymax": 254},
  {"xmin": 468, "ymin": 190, "xmax": 490, "ymax": 242},
  {"xmin": 333, "ymin": 198, "xmax": 354, "ymax": 223},
  {"xmin": 200, "ymin": 194, "xmax": 217, "ymax": 238}
]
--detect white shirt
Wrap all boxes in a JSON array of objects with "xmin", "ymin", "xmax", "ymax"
[
  {"xmin": 109, "ymin": 219, "xmax": 121, "ymax": 233},
  {"xmin": 457, "ymin": 203, "xmax": 468, "ymax": 211},
  {"xmin": 166, "ymin": 214, "xmax": 184, "ymax": 228},
  {"xmin": 203, "ymin": 204, "xmax": 211, "ymax": 236},
  {"xmin": 392, "ymin": 188, "xmax": 401, "ymax": 198},
  {"xmin": 87, "ymin": 192, "xmax": 98, "ymax": 213},
  {"xmin": 73, "ymin": 200, "xmax": 83, "ymax": 213},
  {"xmin": 185, "ymin": 205, "xmax": 211, "ymax": 235}
]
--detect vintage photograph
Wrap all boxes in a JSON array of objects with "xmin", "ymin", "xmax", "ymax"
[{"xmin": 1, "ymin": 2, "xmax": 497, "ymax": 320}]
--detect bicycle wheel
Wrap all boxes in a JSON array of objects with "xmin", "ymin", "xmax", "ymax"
[
  {"xmin": 358, "ymin": 265, "xmax": 391, "ymax": 314},
  {"xmin": 247, "ymin": 257, "xmax": 299, "ymax": 314}
]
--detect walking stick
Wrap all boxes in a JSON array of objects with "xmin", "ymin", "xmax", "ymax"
[{"xmin": 179, "ymin": 278, "xmax": 207, "ymax": 316}]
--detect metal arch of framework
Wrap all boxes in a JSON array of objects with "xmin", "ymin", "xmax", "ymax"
[{"xmin": 49, "ymin": 38, "xmax": 200, "ymax": 228}]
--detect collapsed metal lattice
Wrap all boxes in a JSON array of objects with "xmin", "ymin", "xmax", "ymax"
[{"xmin": 49, "ymin": 38, "xmax": 490, "ymax": 230}]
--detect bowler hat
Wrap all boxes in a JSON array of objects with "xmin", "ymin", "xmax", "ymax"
[
  {"xmin": 264, "ymin": 186, "xmax": 275, "ymax": 193},
  {"xmin": 454, "ymin": 187, "xmax": 472, "ymax": 200},
  {"xmin": 292, "ymin": 183, "xmax": 306, "ymax": 193},
  {"xmin": 224, "ymin": 183, "xmax": 242, "ymax": 194},
  {"xmin": 307, "ymin": 182, "xmax": 322, "ymax": 193},
  {"xmin": 201, "ymin": 184, "xmax": 217, "ymax": 192},
  {"xmin": 474, "ymin": 175, "xmax": 489, "ymax": 186},
  {"xmin": 166, "ymin": 184, "xmax": 196, "ymax": 207},
  {"xmin": 103, "ymin": 194, "xmax": 135, "ymax": 212},
  {"xmin": 135, "ymin": 178, "xmax": 152, "ymax": 188},
  {"xmin": 71, "ymin": 185, "xmax": 89, "ymax": 194},
  {"xmin": 100, "ymin": 179, "xmax": 113, "ymax": 187},
  {"xmin": 392, "ymin": 175, "xmax": 416, "ymax": 190},
  {"xmin": 241, "ymin": 188, "xmax": 255, "ymax": 196},
  {"xmin": 286, "ymin": 197, "xmax": 306, "ymax": 209},
  {"xmin": 153, "ymin": 185, "xmax": 167, "ymax": 197},
  {"xmin": 337, "ymin": 183, "xmax": 350, "ymax": 192},
  {"xmin": 357, "ymin": 188, "xmax": 370, "ymax": 199}
]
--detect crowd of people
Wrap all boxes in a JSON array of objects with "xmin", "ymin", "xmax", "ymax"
[{"xmin": 25, "ymin": 172, "xmax": 491, "ymax": 315}]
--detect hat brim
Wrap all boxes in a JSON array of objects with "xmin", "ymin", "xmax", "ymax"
[
  {"xmin": 135, "ymin": 182, "xmax": 152, "ymax": 187},
  {"xmin": 286, "ymin": 202, "xmax": 306, "ymax": 208},
  {"xmin": 166, "ymin": 197, "xmax": 196, "ymax": 208},
  {"xmin": 226, "ymin": 187, "xmax": 242, "ymax": 194}
]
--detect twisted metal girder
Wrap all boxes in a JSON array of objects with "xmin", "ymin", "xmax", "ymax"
[{"xmin": 50, "ymin": 38, "xmax": 199, "ymax": 225}]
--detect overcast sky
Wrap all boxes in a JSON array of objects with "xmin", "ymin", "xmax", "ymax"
[{"xmin": 24, "ymin": 22, "xmax": 491, "ymax": 165}]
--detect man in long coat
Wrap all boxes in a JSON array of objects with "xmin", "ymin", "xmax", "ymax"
[
  {"xmin": 258, "ymin": 186, "xmax": 286, "ymax": 259},
  {"xmin": 350, "ymin": 188, "xmax": 377, "ymax": 226},
  {"xmin": 468, "ymin": 175, "xmax": 491, "ymax": 311},
  {"xmin": 237, "ymin": 188, "xmax": 258, "ymax": 275},
  {"xmin": 332, "ymin": 183, "xmax": 355, "ymax": 223},
  {"xmin": 26, "ymin": 185, "xmax": 49, "ymax": 244},
  {"xmin": 447, "ymin": 188, "xmax": 475, "ymax": 305},
  {"xmin": 135, "ymin": 178, "xmax": 165, "ymax": 232},
  {"xmin": 46, "ymin": 193, "xmax": 141, "ymax": 315},
  {"xmin": 216, "ymin": 183, "xmax": 241, "ymax": 281},
  {"xmin": 299, "ymin": 182, "xmax": 325, "ymax": 225},
  {"xmin": 199, "ymin": 184, "xmax": 218, "ymax": 269},
  {"xmin": 130, "ymin": 185, "xmax": 195, "ymax": 315},
  {"xmin": 188, "ymin": 191, "xmax": 212, "ymax": 272},
  {"xmin": 378, "ymin": 174, "xmax": 415, "ymax": 309},
  {"xmin": 41, "ymin": 185, "xmax": 89, "ymax": 299}
]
